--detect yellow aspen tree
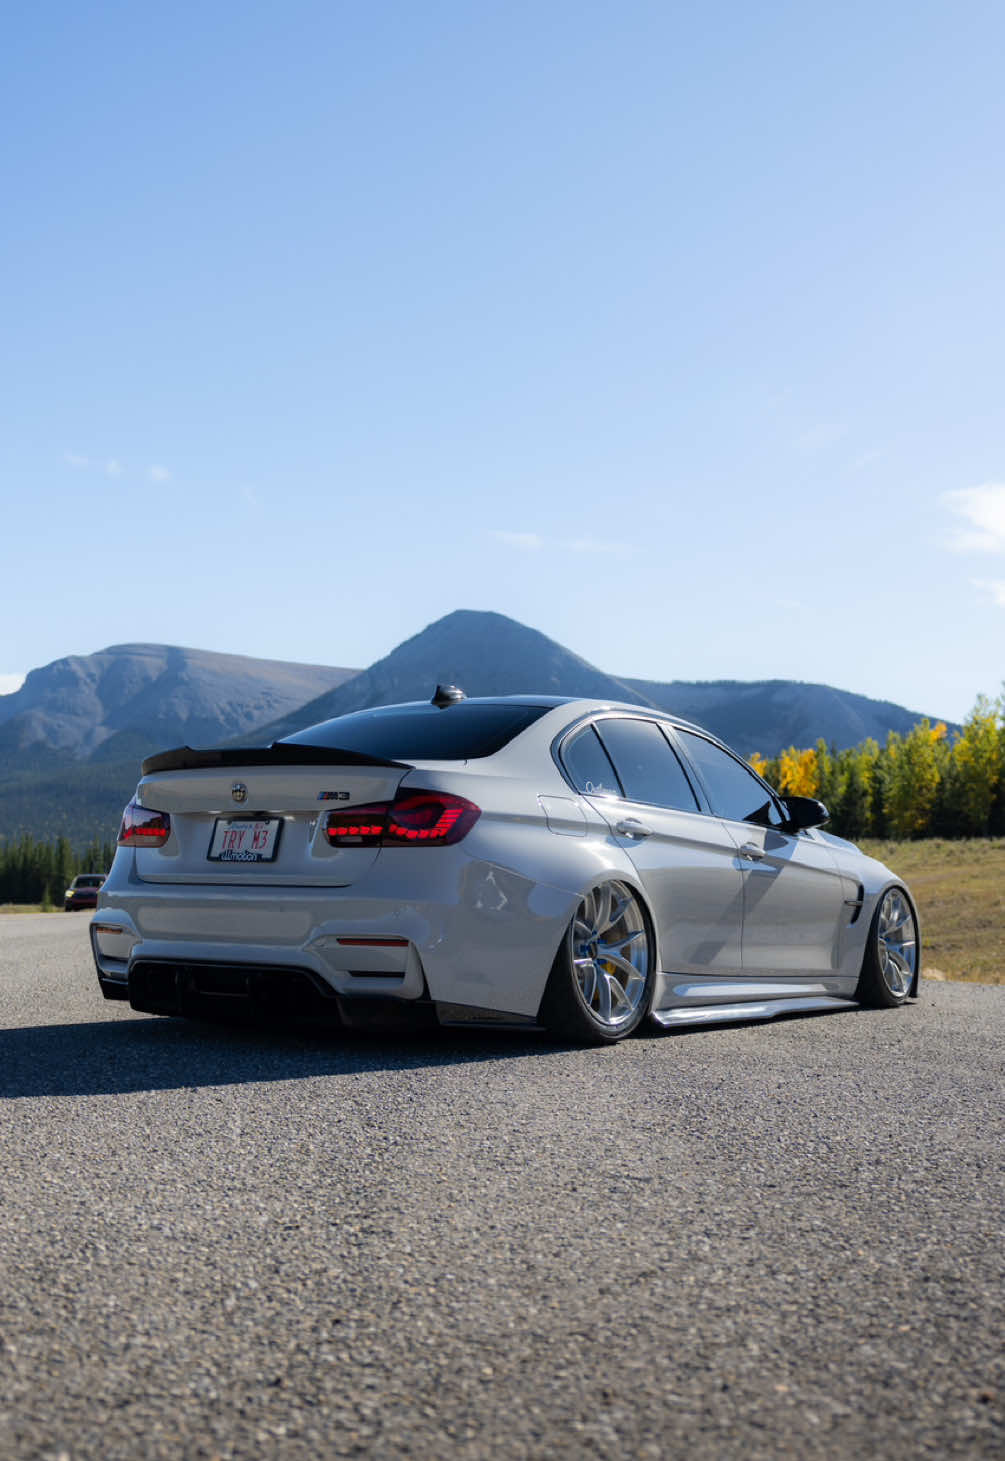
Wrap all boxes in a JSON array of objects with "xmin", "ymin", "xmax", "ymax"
[{"xmin": 778, "ymin": 746, "xmax": 819, "ymax": 797}]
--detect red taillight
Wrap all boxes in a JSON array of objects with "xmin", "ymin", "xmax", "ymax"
[
  {"xmin": 118, "ymin": 799, "xmax": 171, "ymax": 846},
  {"xmin": 324, "ymin": 802, "xmax": 390, "ymax": 848},
  {"xmin": 325, "ymin": 789, "xmax": 480, "ymax": 849},
  {"xmin": 385, "ymin": 791, "xmax": 480, "ymax": 844}
]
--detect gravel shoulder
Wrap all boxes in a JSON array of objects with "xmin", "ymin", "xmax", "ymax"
[{"xmin": 0, "ymin": 915, "xmax": 1002, "ymax": 1459}]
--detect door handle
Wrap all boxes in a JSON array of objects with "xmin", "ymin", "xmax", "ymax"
[
  {"xmin": 738, "ymin": 842, "xmax": 766, "ymax": 860},
  {"xmin": 614, "ymin": 818, "xmax": 654, "ymax": 839}
]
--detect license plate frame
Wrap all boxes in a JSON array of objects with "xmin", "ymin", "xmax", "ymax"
[{"xmin": 207, "ymin": 817, "xmax": 283, "ymax": 863}]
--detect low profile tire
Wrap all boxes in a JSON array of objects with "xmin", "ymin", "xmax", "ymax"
[
  {"xmin": 539, "ymin": 881, "xmax": 656, "ymax": 1044},
  {"xmin": 856, "ymin": 886, "xmax": 920, "ymax": 1008}
]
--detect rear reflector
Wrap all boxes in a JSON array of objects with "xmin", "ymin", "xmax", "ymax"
[
  {"xmin": 336, "ymin": 936, "xmax": 409, "ymax": 947},
  {"xmin": 118, "ymin": 799, "xmax": 171, "ymax": 846},
  {"xmin": 326, "ymin": 788, "xmax": 480, "ymax": 848}
]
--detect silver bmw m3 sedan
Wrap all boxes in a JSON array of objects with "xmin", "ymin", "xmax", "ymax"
[{"xmin": 91, "ymin": 690, "xmax": 921, "ymax": 1044}]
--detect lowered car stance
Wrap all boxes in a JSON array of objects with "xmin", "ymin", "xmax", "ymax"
[{"xmin": 91, "ymin": 690, "xmax": 920, "ymax": 1043}]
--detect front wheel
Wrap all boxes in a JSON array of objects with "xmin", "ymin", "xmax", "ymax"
[
  {"xmin": 539, "ymin": 881, "xmax": 656, "ymax": 1044},
  {"xmin": 856, "ymin": 886, "xmax": 919, "ymax": 1008}
]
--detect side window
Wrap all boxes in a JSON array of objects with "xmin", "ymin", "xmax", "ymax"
[
  {"xmin": 595, "ymin": 718, "xmax": 699, "ymax": 812},
  {"xmin": 562, "ymin": 726, "xmax": 622, "ymax": 797},
  {"xmin": 677, "ymin": 730, "xmax": 785, "ymax": 827}
]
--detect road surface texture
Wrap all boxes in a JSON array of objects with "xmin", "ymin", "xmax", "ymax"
[{"xmin": 0, "ymin": 913, "xmax": 1001, "ymax": 1459}]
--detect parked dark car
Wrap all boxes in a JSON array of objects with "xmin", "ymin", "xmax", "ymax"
[{"xmin": 65, "ymin": 873, "xmax": 106, "ymax": 911}]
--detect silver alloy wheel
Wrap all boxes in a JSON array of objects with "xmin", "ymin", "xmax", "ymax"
[
  {"xmin": 570, "ymin": 881, "xmax": 651, "ymax": 1029},
  {"xmin": 877, "ymin": 887, "xmax": 917, "ymax": 997}
]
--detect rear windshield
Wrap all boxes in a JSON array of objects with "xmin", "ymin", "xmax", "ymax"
[{"xmin": 280, "ymin": 702, "xmax": 551, "ymax": 760}]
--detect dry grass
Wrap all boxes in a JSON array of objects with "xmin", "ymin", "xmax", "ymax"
[
  {"xmin": 0, "ymin": 903, "xmax": 56, "ymax": 915},
  {"xmin": 860, "ymin": 838, "xmax": 1005, "ymax": 986}
]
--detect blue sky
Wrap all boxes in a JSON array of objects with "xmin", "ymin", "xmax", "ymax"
[{"xmin": 1, "ymin": 0, "xmax": 1002, "ymax": 722}]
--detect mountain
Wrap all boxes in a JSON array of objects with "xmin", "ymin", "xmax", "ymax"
[
  {"xmin": 0, "ymin": 644, "xmax": 359, "ymax": 846},
  {"xmin": 620, "ymin": 678, "xmax": 955, "ymax": 758},
  {"xmin": 0, "ymin": 643, "xmax": 358, "ymax": 770},
  {"xmin": 0, "ymin": 613, "xmax": 957, "ymax": 846},
  {"xmin": 249, "ymin": 610, "xmax": 654, "ymax": 743}
]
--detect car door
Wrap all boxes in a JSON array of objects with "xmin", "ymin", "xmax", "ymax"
[
  {"xmin": 560, "ymin": 717, "xmax": 744, "ymax": 975},
  {"xmin": 673, "ymin": 728, "xmax": 848, "ymax": 976}
]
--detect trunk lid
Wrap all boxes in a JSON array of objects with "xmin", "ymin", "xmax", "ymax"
[{"xmin": 131, "ymin": 743, "xmax": 411, "ymax": 886}]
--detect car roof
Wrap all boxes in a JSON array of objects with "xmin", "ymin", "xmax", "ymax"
[{"xmin": 358, "ymin": 694, "xmax": 712, "ymax": 738}]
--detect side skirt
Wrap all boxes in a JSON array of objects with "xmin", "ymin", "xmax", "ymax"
[{"xmin": 651, "ymin": 994, "xmax": 859, "ymax": 1028}]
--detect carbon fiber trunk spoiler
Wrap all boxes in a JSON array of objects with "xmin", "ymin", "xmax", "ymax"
[{"xmin": 140, "ymin": 743, "xmax": 411, "ymax": 776}]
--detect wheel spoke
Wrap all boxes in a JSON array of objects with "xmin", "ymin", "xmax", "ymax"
[
  {"xmin": 576, "ymin": 958, "xmax": 597, "ymax": 1007},
  {"xmin": 605, "ymin": 891, "xmax": 631, "ymax": 931},
  {"xmin": 605, "ymin": 973, "xmax": 632, "ymax": 1016},
  {"xmin": 593, "ymin": 884, "xmax": 613, "ymax": 935},
  {"xmin": 596, "ymin": 970, "xmax": 613, "ymax": 1022},
  {"xmin": 604, "ymin": 927, "xmax": 645, "ymax": 951},
  {"xmin": 598, "ymin": 949, "xmax": 643, "ymax": 983}
]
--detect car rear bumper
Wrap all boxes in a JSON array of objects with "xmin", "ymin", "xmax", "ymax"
[{"xmin": 91, "ymin": 851, "xmax": 579, "ymax": 1020}]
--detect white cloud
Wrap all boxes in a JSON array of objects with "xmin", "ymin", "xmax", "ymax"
[
  {"xmin": 944, "ymin": 483, "xmax": 1005, "ymax": 553},
  {"xmin": 561, "ymin": 537, "xmax": 639, "ymax": 559},
  {"xmin": 240, "ymin": 484, "xmax": 260, "ymax": 508},
  {"xmin": 105, "ymin": 458, "xmax": 123, "ymax": 478},
  {"xmin": 63, "ymin": 451, "xmax": 90, "ymax": 468},
  {"xmin": 148, "ymin": 464, "xmax": 171, "ymax": 483},
  {"xmin": 0, "ymin": 673, "xmax": 25, "ymax": 696},
  {"xmin": 972, "ymin": 578, "xmax": 1005, "ymax": 608},
  {"xmin": 492, "ymin": 531, "xmax": 543, "ymax": 551}
]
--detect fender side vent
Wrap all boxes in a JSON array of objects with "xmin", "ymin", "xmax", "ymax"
[{"xmin": 844, "ymin": 884, "xmax": 865, "ymax": 924}]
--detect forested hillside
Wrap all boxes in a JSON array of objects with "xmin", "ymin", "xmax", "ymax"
[{"xmin": 754, "ymin": 694, "xmax": 1004, "ymax": 839}]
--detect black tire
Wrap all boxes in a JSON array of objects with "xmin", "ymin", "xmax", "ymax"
[
  {"xmin": 856, "ymin": 886, "xmax": 920, "ymax": 1008},
  {"xmin": 539, "ymin": 880, "xmax": 656, "ymax": 1044}
]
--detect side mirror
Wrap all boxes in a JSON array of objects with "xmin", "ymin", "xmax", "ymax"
[{"xmin": 781, "ymin": 795, "xmax": 829, "ymax": 832}]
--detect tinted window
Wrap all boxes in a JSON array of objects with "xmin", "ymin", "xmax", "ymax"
[
  {"xmin": 677, "ymin": 730, "xmax": 785, "ymax": 826},
  {"xmin": 596, "ymin": 718, "xmax": 699, "ymax": 811},
  {"xmin": 281, "ymin": 702, "xmax": 551, "ymax": 760},
  {"xmin": 562, "ymin": 726, "xmax": 622, "ymax": 796}
]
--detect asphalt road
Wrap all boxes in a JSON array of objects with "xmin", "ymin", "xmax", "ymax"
[{"xmin": 0, "ymin": 914, "xmax": 1001, "ymax": 1460}]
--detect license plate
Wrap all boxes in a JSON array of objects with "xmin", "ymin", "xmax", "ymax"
[{"xmin": 208, "ymin": 817, "xmax": 282, "ymax": 863}]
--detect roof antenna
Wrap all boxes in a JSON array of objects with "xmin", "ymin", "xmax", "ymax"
[{"xmin": 432, "ymin": 683, "xmax": 465, "ymax": 708}]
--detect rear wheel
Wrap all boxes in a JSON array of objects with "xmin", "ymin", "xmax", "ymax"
[
  {"xmin": 539, "ymin": 881, "xmax": 655, "ymax": 1044},
  {"xmin": 856, "ymin": 886, "xmax": 919, "ymax": 1007}
]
